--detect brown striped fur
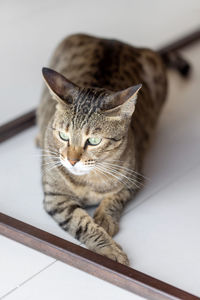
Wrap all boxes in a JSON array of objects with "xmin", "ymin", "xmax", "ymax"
[{"xmin": 36, "ymin": 33, "xmax": 167, "ymax": 265}]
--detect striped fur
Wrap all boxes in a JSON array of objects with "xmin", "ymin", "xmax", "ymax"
[{"xmin": 36, "ymin": 34, "xmax": 167, "ymax": 265}]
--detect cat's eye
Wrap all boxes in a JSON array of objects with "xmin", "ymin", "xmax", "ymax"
[
  {"xmin": 59, "ymin": 131, "xmax": 69, "ymax": 141},
  {"xmin": 88, "ymin": 137, "xmax": 102, "ymax": 146}
]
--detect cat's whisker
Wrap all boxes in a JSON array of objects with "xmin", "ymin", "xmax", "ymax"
[
  {"xmin": 107, "ymin": 168, "xmax": 141, "ymax": 189},
  {"xmin": 94, "ymin": 169, "xmax": 108, "ymax": 187},
  {"xmin": 41, "ymin": 147, "xmax": 56, "ymax": 151},
  {"xmin": 95, "ymin": 165, "xmax": 122, "ymax": 186},
  {"xmin": 102, "ymin": 161, "xmax": 149, "ymax": 180},
  {"xmin": 103, "ymin": 162, "xmax": 142, "ymax": 176},
  {"xmin": 101, "ymin": 163, "xmax": 143, "ymax": 181},
  {"xmin": 42, "ymin": 146, "xmax": 58, "ymax": 151},
  {"xmin": 112, "ymin": 170, "xmax": 143, "ymax": 189},
  {"xmin": 45, "ymin": 147, "xmax": 59, "ymax": 152},
  {"xmin": 41, "ymin": 153, "xmax": 60, "ymax": 158},
  {"xmin": 42, "ymin": 152, "xmax": 58, "ymax": 155},
  {"xmin": 40, "ymin": 155, "xmax": 60, "ymax": 160},
  {"xmin": 42, "ymin": 156, "xmax": 60, "ymax": 160},
  {"xmin": 32, "ymin": 154, "xmax": 56, "ymax": 157},
  {"xmin": 42, "ymin": 158, "xmax": 60, "ymax": 163},
  {"xmin": 101, "ymin": 168, "xmax": 133, "ymax": 191},
  {"xmin": 97, "ymin": 164, "xmax": 142, "ymax": 190},
  {"xmin": 42, "ymin": 160, "xmax": 61, "ymax": 167},
  {"xmin": 42, "ymin": 161, "xmax": 61, "ymax": 168},
  {"xmin": 29, "ymin": 154, "xmax": 57, "ymax": 160},
  {"xmin": 36, "ymin": 155, "xmax": 59, "ymax": 159},
  {"xmin": 42, "ymin": 149, "xmax": 59, "ymax": 155},
  {"xmin": 108, "ymin": 167, "xmax": 144, "ymax": 189},
  {"xmin": 98, "ymin": 162, "xmax": 144, "ymax": 185},
  {"xmin": 44, "ymin": 162, "xmax": 63, "ymax": 172},
  {"xmin": 95, "ymin": 165, "xmax": 133, "ymax": 191},
  {"xmin": 41, "ymin": 152, "xmax": 59, "ymax": 158},
  {"xmin": 95, "ymin": 165, "xmax": 112, "ymax": 183}
]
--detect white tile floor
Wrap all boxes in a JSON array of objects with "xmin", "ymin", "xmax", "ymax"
[
  {"xmin": 1, "ymin": 1, "xmax": 200, "ymax": 299},
  {"xmin": 0, "ymin": 247, "xmax": 141, "ymax": 300}
]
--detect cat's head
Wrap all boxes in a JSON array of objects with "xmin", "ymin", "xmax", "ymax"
[{"xmin": 43, "ymin": 68, "xmax": 141, "ymax": 176}]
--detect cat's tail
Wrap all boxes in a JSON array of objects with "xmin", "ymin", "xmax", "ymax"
[{"xmin": 161, "ymin": 52, "xmax": 191, "ymax": 77}]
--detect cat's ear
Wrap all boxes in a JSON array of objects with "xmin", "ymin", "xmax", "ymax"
[
  {"xmin": 103, "ymin": 84, "xmax": 142, "ymax": 118},
  {"xmin": 42, "ymin": 67, "xmax": 78, "ymax": 105}
]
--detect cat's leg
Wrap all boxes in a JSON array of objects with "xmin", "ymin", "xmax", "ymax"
[
  {"xmin": 93, "ymin": 189, "xmax": 131, "ymax": 237},
  {"xmin": 43, "ymin": 193, "xmax": 129, "ymax": 265}
]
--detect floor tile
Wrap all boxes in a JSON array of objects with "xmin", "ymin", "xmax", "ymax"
[
  {"xmin": 0, "ymin": 236, "xmax": 55, "ymax": 298},
  {"xmin": 115, "ymin": 164, "xmax": 200, "ymax": 297},
  {"xmin": 2, "ymin": 260, "xmax": 143, "ymax": 300}
]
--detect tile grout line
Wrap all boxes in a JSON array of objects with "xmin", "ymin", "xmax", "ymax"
[{"xmin": 0, "ymin": 260, "xmax": 57, "ymax": 300}]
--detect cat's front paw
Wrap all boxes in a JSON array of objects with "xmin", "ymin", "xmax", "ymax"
[
  {"xmin": 96, "ymin": 242, "xmax": 129, "ymax": 266},
  {"xmin": 94, "ymin": 211, "xmax": 119, "ymax": 237}
]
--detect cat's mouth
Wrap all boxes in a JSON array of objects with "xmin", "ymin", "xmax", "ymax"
[{"xmin": 60, "ymin": 158, "xmax": 93, "ymax": 176}]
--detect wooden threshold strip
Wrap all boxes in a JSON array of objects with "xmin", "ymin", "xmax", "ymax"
[
  {"xmin": 0, "ymin": 109, "xmax": 36, "ymax": 143},
  {"xmin": 0, "ymin": 213, "xmax": 198, "ymax": 300}
]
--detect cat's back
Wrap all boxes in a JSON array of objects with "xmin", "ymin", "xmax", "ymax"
[{"xmin": 50, "ymin": 33, "xmax": 166, "ymax": 91}]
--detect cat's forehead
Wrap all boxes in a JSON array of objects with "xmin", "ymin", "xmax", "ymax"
[
  {"xmin": 54, "ymin": 88, "xmax": 105, "ymax": 129},
  {"xmin": 68, "ymin": 87, "xmax": 107, "ymax": 129},
  {"xmin": 55, "ymin": 87, "xmax": 126, "ymax": 135},
  {"xmin": 73, "ymin": 87, "xmax": 107, "ymax": 113}
]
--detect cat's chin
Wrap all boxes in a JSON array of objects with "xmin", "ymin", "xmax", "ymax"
[
  {"xmin": 61, "ymin": 159, "xmax": 92, "ymax": 176},
  {"xmin": 68, "ymin": 169, "xmax": 91, "ymax": 176}
]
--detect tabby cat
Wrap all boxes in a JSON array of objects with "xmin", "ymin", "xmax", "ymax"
[{"xmin": 36, "ymin": 33, "xmax": 188, "ymax": 265}]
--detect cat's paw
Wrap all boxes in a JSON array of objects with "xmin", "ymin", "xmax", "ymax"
[
  {"xmin": 96, "ymin": 242, "xmax": 129, "ymax": 266},
  {"xmin": 94, "ymin": 211, "xmax": 119, "ymax": 237}
]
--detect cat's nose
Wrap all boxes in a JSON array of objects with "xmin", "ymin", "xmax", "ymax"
[{"xmin": 68, "ymin": 159, "xmax": 78, "ymax": 166}]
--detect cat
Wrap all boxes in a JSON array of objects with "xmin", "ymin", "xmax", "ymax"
[{"xmin": 36, "ymin": 33, "xmax": 189, "ymax": 265}]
